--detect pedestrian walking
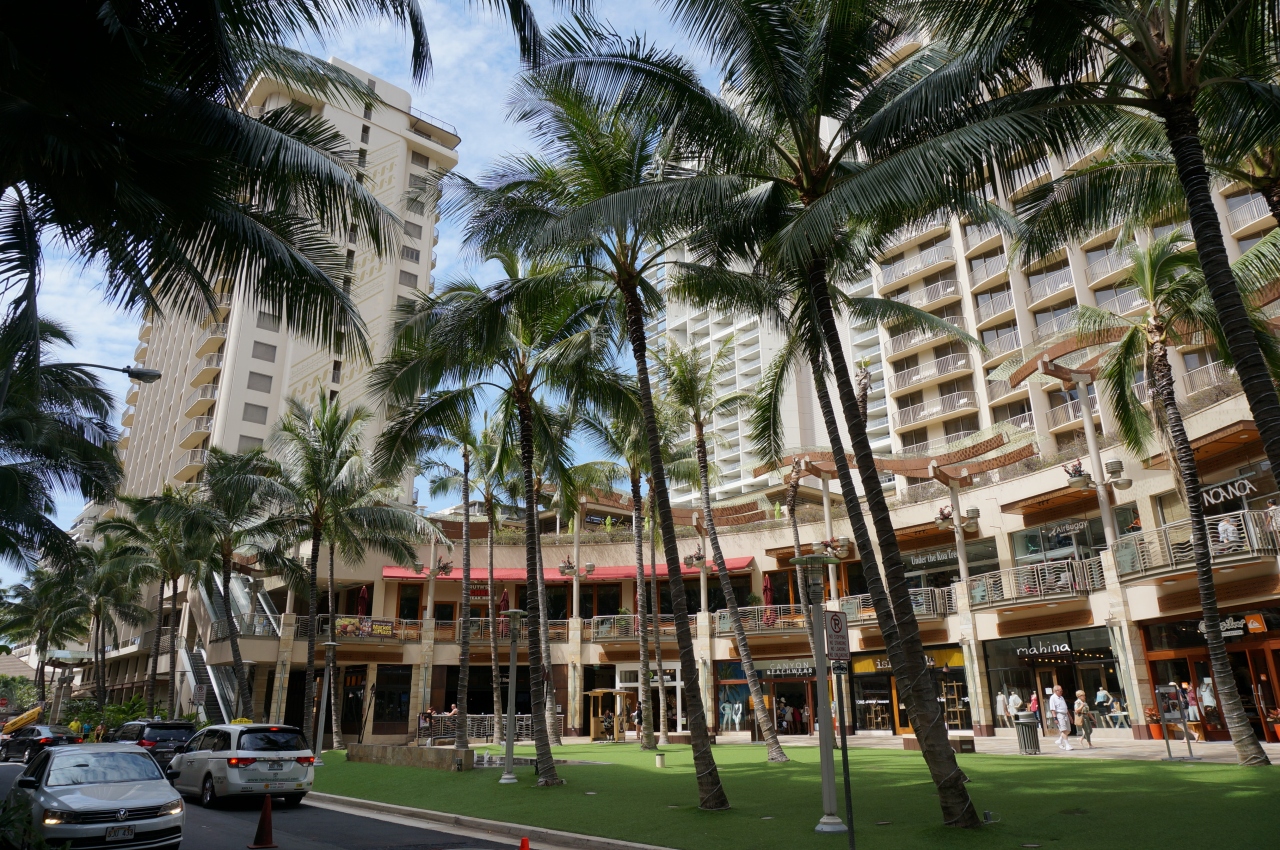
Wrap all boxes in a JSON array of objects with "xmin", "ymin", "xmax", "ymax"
[
  {"xmin": 1027, "ymin": 691, "xmax": 1041, "ymax": 731},
  {"xmin": 1073, "ymin": 690, "xmax": 1094, "ymax": 748},
  {"xmin": 1049, "ymin": 685, "xmax": 1073, "ymax": 750}
]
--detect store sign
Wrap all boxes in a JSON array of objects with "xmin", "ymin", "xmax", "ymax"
[
  {"xmin": 1246, "ymin": 614, "xmax": 1267, "ymax": 634},
  {"xmin": 910, "ymin": 547, "xmax": 958, "ymax": 568},
  {"xmin": 1201, "ymin": 615, "xmax": 1251, "ymax": 638},
  {"xmin": 1201, "ymin": 475, "xmax": 1258, "ymax": 506},
  {"xmin": 1016, "ymin": 642, "xmax": 1071, "ymax": 657},
  {"xmin": 1046, "ymin": 519, "xmax": 1087, "ymax": 537},
  {"xmin": 755, "ymin": 659, "xmax": 815, "ymax": 678}
]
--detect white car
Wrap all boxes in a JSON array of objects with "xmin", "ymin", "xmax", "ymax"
[
  {"xmin": 168, "ymin": 724, "xmax": 313, "ymax": 808},
  {"xmin": 3, "ymin": 744, "xmax": 183, "ymax": 850}
]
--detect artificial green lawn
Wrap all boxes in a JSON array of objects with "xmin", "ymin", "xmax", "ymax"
[{"xmin": 313, "ymin": 743, "xmax": 1280, "ymax": 849}]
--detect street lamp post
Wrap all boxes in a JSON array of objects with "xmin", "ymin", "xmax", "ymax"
[
  {"xmin": 57, "ymin": 363, "xmax": 163, "ymax": 383},
  {"xmin": 792, "ymin": 553, "xmax": 846, "ymax": 834},
  {"xmin": 499, "ymin": 609, "xmax": 527, "ymax": 785}
]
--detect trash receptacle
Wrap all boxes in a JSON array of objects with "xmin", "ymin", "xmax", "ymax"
[{"xmin": 1014, "ymin": 711, "xmax": 1041, "ymax": 755}]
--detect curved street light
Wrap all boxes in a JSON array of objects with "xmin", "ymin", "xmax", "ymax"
[{"xmin": 57, "ymin": 363, "xmax": 163, "ymax": 383}]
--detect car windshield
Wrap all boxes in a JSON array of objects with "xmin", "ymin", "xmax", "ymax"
[
  {"xmin": 46, "ymin": 752, "xmax": 164, "ymax": 787},
  {"xmin": 47, "ymin": 727, "xmax": 76, "ymax": 736},
  {"xmin": 238, "ymin": 731, "xmax": 307, "ymax": 752},
  {"xmin": 144, "ymin": 728, "xmax": 193, "ymax": 742}
]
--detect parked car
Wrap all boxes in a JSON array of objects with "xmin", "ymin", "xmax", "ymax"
[
  {"xmin": 2, "ymin": 744, "xmax": 183, "ymax": 850},
  {"xmin": 111, "ymin": 720, "xmax": 197, "ymax": 766},
  {"xmin": 168, "ymin": 724, "xmax": 313, "ymax": 808},
  {"xmin": 0, "ymin": 726, "xmax": 83, "ymax": 765}
]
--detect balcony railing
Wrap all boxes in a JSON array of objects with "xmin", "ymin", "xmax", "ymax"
[
  {"xmin": 1153, "ymin": 221, "xmax": 1190, "ymax": 240},
  {"xmin": 964, "ymin": 221, "xmax": 1000, "ymax": 251},
  {"xmin": 184, "ymin": 384, "xmax": 218, "ymax": 416},
  {"xmin": 1010, "ymin": 157, "xmax": 1050, "ymax": 192},
  {"xmin": 717, "ymin": 605, "xmax": 808, "ymax": 635},
  {"xmin": 1086, "ymin": 251, "xmax": 1132, "ymax": 283},
  {"xmin": 589, "ymin": 614, "xmax": 692, "ymax": 641},
  {"xmin": 195, "ymin": 323, "xmax": 228, "ymax": 350},
  {"xmin": 886, "ymin": 211, "xmax": 949, "ymax": 248},
  {"xmin": 900, "ymin": 430, "xmax": 977, "ymax": 457},
  {"xmin": 179, "ymin": 416, "xmax": 213, "ymax": 446},
  {"xmin": 882, "ymin": 245, "xmax": 956, "ymax": 285},
  {"xmin": 969, "ymin": 252, "xmax": 1008, "ymax": 286},
  {"xmin": 1002, "ymin": 411, "xmax": 1035, "ymax": 430},
  {"xmin": 1031, "ymin": 306, "xmax": 1080, "ymax": 346},
  {"xmin": 1113, "ymin": 510, "xmax": 1279, "ymax": 582},
  {"xmin": 1227, "ymin": 195, "xmax": 1271, "ymax": 232},
  {"xmin": 887, "ymin": 317, "xmax": 968, "ymax": 357},
  {"xmin": 967, "ymin": 558, "xmax": 1103, "ymax": 609},
  {"xmin": 983, "ymin": 330, "xmax": 1022, "ymax": 360},
  {"xmin": 1046, "ymin": 395, "xmax": 1098, "ymax": 429},
  {"xmin": 133, "ymin": 342, "xmax": 148, "ymax": 362},
  {"xmin": 894, "ymin": 390, "xmax": 979, "ymax": 428},
  {"xmin": 172, "ymin": 449, "xmax": 208, "ymax": 480},
  {"xmin": 891, "ymin": 279, "xmax": 960, "ymax": 311},
  {"xmin": 192, "ymin": 352, "xmax": 223, "ymax": 375},
  {"xmin": 1025, "ymin": 267, "xmax": 1075, "ymax": 305},
  {"xmin": 1097, "ymin": 288, "xmax": 1149, "ymax": 314},
  {"xmin": 891, "ymin": 351, "xmax": 973, "ymax": 392},
  {"xmin": 210, "ymin": 613, "xmax": 280, "ymax": 641},
  {"xmin": 976, "ymin": 291, "xmax": 1015, "ymax": 324},
  {"xmin": 839, "ymin": 587, "xmax": 952, "ymax": 626},
  {"xmin": 1183, "ymin": 361, "xmax": 1236, "ymax": 396}
]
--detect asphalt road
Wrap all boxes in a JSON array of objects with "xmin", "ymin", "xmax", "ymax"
[{"xmin": 0, "ymin": 762, "xmax": 514, "ymax": 850}]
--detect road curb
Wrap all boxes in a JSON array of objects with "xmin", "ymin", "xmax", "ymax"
[{"xmin": 306, "ymin": 792, "xmax": 677, "ymax": 850}]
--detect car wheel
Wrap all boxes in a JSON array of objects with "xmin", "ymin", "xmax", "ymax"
[
  {"xmin": 200, "ymin": 775, "xmax": 218, "ymax": 808},
  {"xmin": 0, "ymin": 745, "xmax": 8, "ymax": 763},
  {"xmin": 21, "ymin": 746, "xmax": 32, "ymax": 765},
  {"xmin": 280, "ymin": 794, "xmax": 305, "ymax": 807}
]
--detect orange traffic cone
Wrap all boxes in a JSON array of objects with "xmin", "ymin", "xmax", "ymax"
[
  {"xmin": 247, "ymin": 794, "xmax": 278, "ymax": 849},
  {"xmin": 519, "ymin": 839, "xmax": 530, "ymax": 850}
]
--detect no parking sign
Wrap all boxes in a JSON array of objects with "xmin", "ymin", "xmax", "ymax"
[{"xmin": 824, "ymin": 611, "xmax": 850, "ymax": 661}]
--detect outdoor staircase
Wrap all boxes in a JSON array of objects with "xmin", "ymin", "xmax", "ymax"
[{"xmin": 183, "ymin": 641, "xmax": 227, "ymax": 724}]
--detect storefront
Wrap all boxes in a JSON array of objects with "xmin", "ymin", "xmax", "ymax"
[
  {"xmin": 1010, "ymin": 511, "xmax": 1137, "ymax": 568},
  {"xmin": 1156, "ymin": 462, "xmax": 1278, "ymax": 523},
  {"xmin": 616, "ymin": 663, "xmax": 685, "ymax": 733},
  {"xmin": 850, "ymin": 647, "xmax": 969, "ymax": 734},
  {"xmin": 983, "ymin": 627, "xmax": 1130, "ymax": 732},
  {"xmin": 1143, "ymin": 604, "xmax": 1280, "ymax": 742},
  {"xmin": 715, "ymin": 658, "xmax": 821, "ymax": 737},
  {"xmin": 903, "ymin": 538, "xmax": 998, "ymax": 588}
]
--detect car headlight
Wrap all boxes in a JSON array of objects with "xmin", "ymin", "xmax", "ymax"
[
  {"xmin": 163, "ymin": 799, "xmax": 183, "ymax": 816},
  {"xmin": 43, "ymin": 809, "xmax": 80, "ymax": 825}
]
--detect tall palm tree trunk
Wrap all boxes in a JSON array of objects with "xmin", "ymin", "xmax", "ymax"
[
  {"xmin": 328, "ymin": 543, "xmax": 345, "ymax": 750},
  {"xmin": 301, "ymin": 525, "xmax": 322, "ymax": 749},
  {"xmin": 622, "ymin": 285, "xmax": 726, "ymax": 809},
  {"xmin": 694, "ymin": 423, "xmax": 787, "ymax": 762},
  {"xmin": 1150, "ymin": 337, "xmax": 1270, "ymax": 764},
  {"xmin": 1163, "ymin": 105, "xmax": 1280, "ymax": 481},
  {"xmin": 167, "ymin": 577, "xmax": 179, "ymax": 719},
  {"xmin": 535, "ymin": 526, "xmax": 559, "ymax": 745},
  {"xmin": 456, "ymin": 449, "xmax": 472, "ymax": 750},
  {"xmin": 786, "ymin": 461, "xmax": 816, "ymax": 658},
  {"xmin": 95, "ymin": 618, "xmax": 106, "ymax": 716},
  {"xmin": 516, "ymin": 399, "xmax": 562, "ymax": 784},
  {"xmin": 488, "ymin": 504, "xmax": 503, "ymax": 745},
  {"xmin": 803, "ymin": 295, "xmax": 979, "ymax": 828},
  {"xmin": 649, "ymin": 492, "xmax": 670, "ymax": 745},
  {"xmin": 220, "ymin": 546, "xmax": 254, "ymax": 720},
  {"xmin": 145, "ymin": 583, "xmax": 165, "ymax": 716},
  {"xmin": 631, "ymin": 474, "xmax": 656, "ymax": 749}
]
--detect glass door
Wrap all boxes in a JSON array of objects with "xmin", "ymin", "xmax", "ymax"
[{"xmin": 1229, "ymin": 651, "xmax": 1264, "ymax": 737}]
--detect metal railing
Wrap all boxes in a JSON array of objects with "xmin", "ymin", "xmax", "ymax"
[
  {"xmin": 717, "ymin": 605, "xmax": 808, "ymax": 635},
  {"xmin": 590, "ymin": 614, "xmax": 694, "ymax": 640},
  {"xmin": 839, "ymin": 587, "xmax": 952, "ymax": 625},
  {"xmin": 983, "ymin": 330, "xmax": 1022, "ymax": 360},
  {"xmin": 1113, "ymin": 510, "xmax": 1278, "ymax": 581},
  {"xmin": 887, "ymin": 316, "xmax": 967, "ymax": 357},
  {"xmin": 1046, "ymin": 395, "xmax": 1098, "ymax": 429},
  {"xmin": 185, "ymin": 384, "xmax": 218, "ymax": 411},
  {"xmin": 1227, "ymin": 195, "xmax": 1270, "ymax": 232},
  {"xmin": 416, "ymin": 714, "xmax": 562, "ymax": 744},
  {"xmin": 894, "ymin": 390, "xmax": 980, "ymax": 428},
  {"xmin": 192, "ymin": 353, "xmax": 223, "ymax": 375},
  {"xmin": 173, "ymin": 449, "xmax": 207, "ymax": 475},
  {"xmin": 969, "ymin": 252, "xmax": 1008, "ymax": 285},
  {"xmin": 1153, "ymin": 221, "xmax": 1190, "ymax": 240},
  {"xmin": 1010, "ymin": 157, "xmax": 1050, "ymax": 191},
  {"xmin": 886, "ymin": 211, "xmax": 949, "ymax": 248},
  {"xmin": 1025, "ymin": 267, "xmax": 1075, "ymax": 305},
  {"xmin": 1002, "ymin": 411, "xmax": 1035, "ymax": 430},
  {"xmin": 210, "ymin": 613, "xmax": 280, "ymax": 642},
  {"xmin": 987, "ymin": 378, "xmax": 1015, "ymax": 400},
  {"xmin": 891, "ymin": 350, "xmax": 972, "ymax": 392},
  {"xmin": 967, "ymin": 558, "xmax": 1103, "ymax": 609},
  {"xmin": 313, "ymin": 614, "xmax": 425, "ymax": 642},
  {"xmin": 1031, "ymin": 306, "xmax": 1081, "ymax": 346},
  {"xmin": 1097, "ymin": 288, "xmax": 1149, "ymax": 314},
  {"xmin": 1086, "ymin": 251, "xmax": 1132, "ymax": 283},
  {"xmin": 180, "ymin": 416, "xmax": 213, "ymax": 443},
  {"xmin": 964, "ymin": 221, "xmax": 999, "ymax": 251},
  {"xmin": 1183, "ymin": 361, "xmax": 1235, "ymax": 396},
  {"xmin": 976, "ymin": 291, "xmax": 1015, "ymax": 324},
  {"xmin": 899, "ymin": 430, "xmax": 977, "ymax": 457},
  {"xmin": 891, "ymin": 279, "xmax": 960, "ymax": 311},
  {"xmin": 882, "ymin": 245, "xmax": 956, "ymax": 285},
  {"xmin": 196, "ymin": 323, "xmax": 228, "ymax": 349},
  {"xmin": 409, "ymin": 105, "xmax": 458, "ymax": 137}
]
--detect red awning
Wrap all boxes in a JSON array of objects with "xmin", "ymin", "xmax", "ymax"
[{"xmin": 382, "ymin": 556, "xmax": 755, "ymax": 583}]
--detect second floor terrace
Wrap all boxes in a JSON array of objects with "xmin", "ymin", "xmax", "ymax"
[{"xmin": 1113, "ymin": 509, "xmax": 1279, "ymax": 584}]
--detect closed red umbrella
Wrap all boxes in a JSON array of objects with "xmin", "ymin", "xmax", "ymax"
[
  {"xmin": 761, "ymin": 574, "xmax": 774, "ymax": 606},
  {"xmin": 497, "ymin": 590, "xmax": 511, "ymax": 638},
  {"xmin": 357, "ymin": 585, "xmax": 369, "ymax": 616},
  {"xmin": 498, "ymin": 589, "xmax": 510, "ymax": 612}
]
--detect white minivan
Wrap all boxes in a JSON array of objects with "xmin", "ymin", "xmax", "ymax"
[{"xmin": 168, "ymin": 724, "xmax": 313, "ymax": 808}]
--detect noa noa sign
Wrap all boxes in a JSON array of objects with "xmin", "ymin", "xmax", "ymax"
[{"xmin": 824, "ymin": 611, "xmax": 850, "ymax": 662}]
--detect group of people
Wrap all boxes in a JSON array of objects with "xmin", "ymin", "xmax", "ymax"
[
  {"xmin": 998, "ymin": 683, "xmax": 1127, "ymax": 750},
  {"xmin": 775, "ymin": 699, "xmax": 810, "ymax": 735},
  {"xmin": 65, "ymin": 719, "xmax": 107, "ymax": 742}
]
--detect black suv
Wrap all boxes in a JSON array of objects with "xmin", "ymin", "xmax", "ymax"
[{"xmin": 111, "ymin": 720, "xmax": 198, "ymax": 766}]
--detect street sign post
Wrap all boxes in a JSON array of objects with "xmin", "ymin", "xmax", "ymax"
[
  {"xmin": 824, "ymin": 612, "xmax": 850, "ymax": 661},
  {"xmin": 192, "ymin": 684, "xmax": 207, "ymax": 707},
  {"xmin": 825, "ymin": 610, "xmax": 855, "ymax": 849}
]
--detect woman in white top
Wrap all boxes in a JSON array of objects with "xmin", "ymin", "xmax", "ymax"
[{"xmin": 1049, "ymin": 685, "xmax": 1073, "ymax": 750}]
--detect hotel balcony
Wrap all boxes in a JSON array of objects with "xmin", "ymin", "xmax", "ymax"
[
  {"xmin": 967, "ymin": 558, "xmax": 1105, "ymax": 610},
  {"xmin": 194, "ymin": 323, "xmax": 228, "ymax": 357},
  {"xmin": 1227, "ymin": 194, "xmax": 1273, "ymax": 237},
  {"xmin": 121, "ymin": 406, "xmax": 135, "ymax": 427},
  {"xmin": 716, "ymin": 605, "xmax": 810, "ymax": 637},
  {"xmin": 1113, "ymin": 510, "xmax": 1279, "ymax": 584},
  {"xmin": 1097, "ymin": 288, "xmax": 1149, "ymax": 316},
  {"xmin": 1008, "ymin": 157, "xmax": 1051, "ymax": 198},
  {"xmin": 968, "ymin": 252, "xmax": 1009, "ymax": 290},
  {"xmin": 982, "ymin": 330, "xmax": 1023, "ymax": 366},
  {"xmin": 1183, "ymin": 361, "xmax": 1238, "ymax": 398},
  {"xmin": 976, "ymin": 291, "xmax": 1015, "ymax": 327},
  {"xmin": 1046, "ymin": 394, "xmax": 1099, "ymax": 432},
  {"xmin": 1085, "ymin": 251, "xmax": 1134, "ymax": 286},
  {"xmin": 987, "ymin": 378, "xmax": 1029, "ymax": 403},
  {"xmin": 890, "ymin": 351, "xmax": 974, "ymax": 395},
  {"xmin": 137, "ymin": 321, "xmax": 153, "ymax": 342},
  {"xmin": 1031, "ymin": 306, "xmax": 1080, "ymax": 346},
  {"xmin": 118, "ymin": 428, "xmax": 130, "ymax": 450},
  {"xmin": 172, "ymin": 448, "xmax": 208, "ymax": 483},
  {"xmin": 215, "ymin": 291, "xmax": 233, "ymax": 316},
  {"xmin": 179, "ymin": 415, "xmax": 214, "ymax": 449},
  {"xmin": 183, "ymin": 384, "xmax": 218, "ymax": 418},
  {"xmin": 589, "ymin": 614, "xmax": 692, "ymax": 642},
  {"xmin": 964, "ymin": 222, "xmax": 1001, "ymax": 255},
  {"xmin": 1024, "ymin": 267, "xmax": 1076, "ymax": 309},
  {"xmin": 125, "ymin": 381, "xmax": 140, "ymax": 406},
  {"xmin": 190, "ymin": 353, "xmax": 224, "ymax": 388},
  {"xmin": 884, "ymin": 211, "xmax": 950, "ymax": 251},
  {"xmin": 880, "ymin": 245, "xmax": 956, "ymax": 289},
  {"xmin": 133, "ymin": 342, "xmax": 148, "ymax": 363},
  {"xmin": 885, "ymin": 316, "xmax": 968, "ymax": 360},
  {"xmin": 890, "ymin": 278, "xmax": 962, "ymax": 312},
  {"xmin": 893, "ymin": 390, "xmax": 979, "ymax": 429},
  {"xmin": 840, "ymin": 587, "xmax": 956, "ymax": 626}
]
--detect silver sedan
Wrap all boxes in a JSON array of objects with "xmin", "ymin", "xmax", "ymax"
[{"xmin": 2, "ymin": 744, "xmax": 183, "ymax": 850}]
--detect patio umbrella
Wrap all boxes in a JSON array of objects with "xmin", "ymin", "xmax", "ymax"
[
  {"xmin": 497, "ymin": 589, "xmax": 510, "ymax": 612},
  {"xmin": 761, "ymin": 573, "xmax": 773, "ymax": 606},
  {"xmin": 357, "ymin": 585, "xmax": 369, "ymax": 616}
]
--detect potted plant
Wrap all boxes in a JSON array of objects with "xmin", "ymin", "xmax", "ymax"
[
  {"xmin": 1144, "ymin": 706, "xmax": 1164, "ymax": 739},
  {"xmin": 1062, "ymin": 459, "xmax": 1088, "ymax": 489},
  {"xmin": 682, "ymin": 544, "xmax": 706, "ymax": 570}
]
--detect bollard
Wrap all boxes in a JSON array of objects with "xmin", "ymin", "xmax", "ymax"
[
  {"xmin": 655, "ymin": 753, "xmax": 666, "ymax": 769},
  {"xmin": 247, "ymin": 794, "xmax": 278, "ymax": 849}
]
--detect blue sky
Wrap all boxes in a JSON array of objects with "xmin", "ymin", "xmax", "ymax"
[{"xmin": 37, "ymin": 0, "xmax": 714, "ymax": 551}]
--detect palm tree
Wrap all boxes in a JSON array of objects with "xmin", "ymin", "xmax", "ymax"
[
  {"xmin": 916, "ymin": 0, "xmax": 1280, "ymax": 488},
  {"xmin": 1065, "ymin": 233, "xmax": 1280, "ymax": 764},
  {"xmin": 449, "ymin": 72, "xmax": 730, "ymax": 809},
  {"xmin": 272, "ymin": 394, "xmax": 428, "ymax": 750},
  {"xmin": 0, "ymin": 570, "xmax": 89, "ymax": 703},
  {"xmin": 373, "ymin": 273, "xmax": 633, "ymax": 786},
  {"xmin": 78, "ymin": 538, "xmax": 152, "ymax": 716},
  {"xmin": 657, "ymin": 338, "xmax": 789, "ymax": 762}
]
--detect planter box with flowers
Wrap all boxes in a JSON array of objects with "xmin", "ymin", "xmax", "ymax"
[{"xmin": 1144, "ymin": 707, "xmax": 1165, "ymax": 739}]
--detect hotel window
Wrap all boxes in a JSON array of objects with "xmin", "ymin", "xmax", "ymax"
[
  {"xmin": 403, "ymin": 221, "xmax": 423, "ymax": 239},
  {"xmin": 411, "ymin": 151, "xmax": 430, "ymax": 169},
  {"xmin": 360, "ymin": 125, "xmax": 370, "ymax": 143},
  {"xmin": 237, "ymin": 435, "xmax": 264, "ymax": 452},
  {"xmin": 242, "ymin": 403, "xmax": 269, "ymax": 425},
  {"xmin": 398, "ymin": 270, "xmax": 418, "ymax": 288},
  {"xmin": 256, "ymin": 311, "xmax": 280, "ymax": 332},
  {"xmin": 251, "ymin": 342, "xmax": 277, "ymax": 362},
  {"xmin": 246, "ymin": 372, "xmax": 272, "ymax": 393}
]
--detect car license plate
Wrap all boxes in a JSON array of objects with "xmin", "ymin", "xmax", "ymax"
[
  {"xmin": 268, "ymin": 761, "xmax": 284, "ymax": 771},
  {"xmin": 105, "ymin": 826, "xmax": 135, "ymax": 841}
]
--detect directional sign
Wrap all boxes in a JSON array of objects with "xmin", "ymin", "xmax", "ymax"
[{"xmin": 824, "ymin": 611, "xmax": 850, "ymax": 661}]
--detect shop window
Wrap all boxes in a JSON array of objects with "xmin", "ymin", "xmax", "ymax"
[
  {"xmin": 371, "ymin": 665, "xmax": 412, "ymax": 735},
  {"xmin": 397, "ymin": 584, "xmax": 421, "ymax": 621}
]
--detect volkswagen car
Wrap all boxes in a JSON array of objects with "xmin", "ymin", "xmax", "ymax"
[
  {"xmin": 2, "ymin": 744, "xmax": 183, "ymax": 850},
  {"xmin": 168, "ymin": 724, "xmax": 313, "ymax": 807}
]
